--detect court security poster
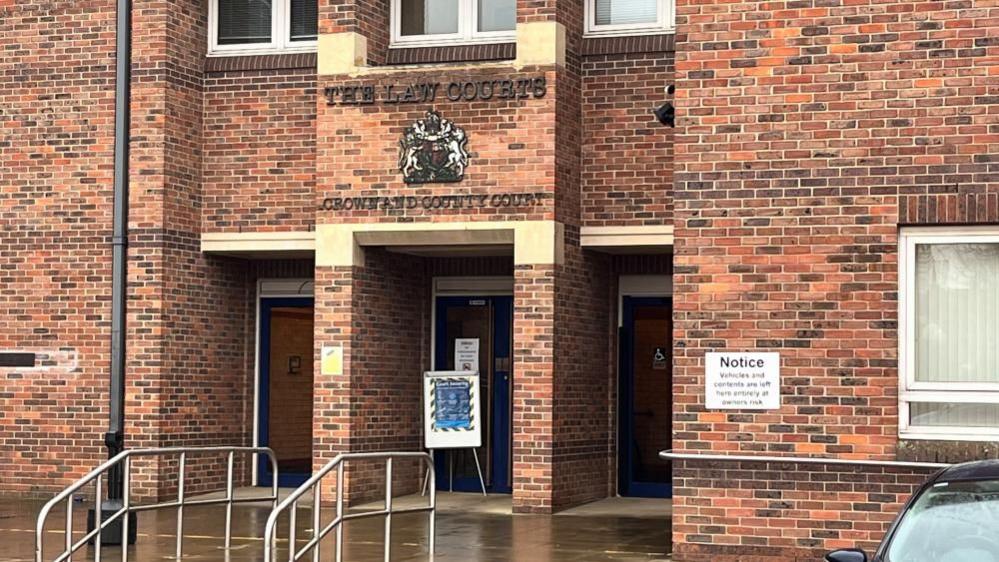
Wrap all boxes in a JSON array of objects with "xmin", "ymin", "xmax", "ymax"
[{"xmin": 424, "ymin": 371, "xmax": 481, "ymax": 449}]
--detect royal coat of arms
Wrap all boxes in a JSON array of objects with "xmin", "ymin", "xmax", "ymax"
[{"xmin": 398, "ymin": 110, "xmax": 470, "ymax": 184}]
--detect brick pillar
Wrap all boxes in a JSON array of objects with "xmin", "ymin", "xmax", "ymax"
[
  {"xmin": 123, "ymin": 0, "xmax": 251, "ymax": 500},
  {"xmin": 313, "ymin": 250, "xmax": 427, "ymax": 505},
  {"xmin": 313, "ymin": 265, "xmax": 355, "ymax": 502},
  {"xmin": 513, "ymin": 263, "xmax": 557, "ymax": 513}
]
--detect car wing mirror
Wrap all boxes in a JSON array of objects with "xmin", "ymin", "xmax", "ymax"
[{"xmin": 825, "ymin": 549, "xmax": 868, "ymax": 562}]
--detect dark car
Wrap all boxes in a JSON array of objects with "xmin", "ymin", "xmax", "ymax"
[{"xmin": 826, "ymin": 459, "xmax": 999, "ymax": 562}]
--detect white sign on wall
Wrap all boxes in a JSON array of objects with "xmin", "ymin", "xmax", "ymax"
[
  {"xmin": 454, "ymin": 338, "xmax": 479, "ymax": 372},
  {"xmin": 424, "ymin": 371, "xmax": 482, "ymax": 450},
  {"xmin": 705, "ymin": 352, "xmax": 780, "ymax": 410}
]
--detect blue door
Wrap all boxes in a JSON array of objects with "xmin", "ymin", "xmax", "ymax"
[
  {"xmin": 258, "ymin": 297, "xmax": 314, "ymax": 488},
  {"xmin": 433, "ymin": 296, "xmax": 512, "ymax": 493},
  {"xmin": 619, "ymin": 296, "xmax": 672, "ymax": 498}
]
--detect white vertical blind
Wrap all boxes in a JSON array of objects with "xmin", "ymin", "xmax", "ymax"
[
  {"xmin": 910, "ymin": 402, "xmax": 999, "ymax": 428},
  {"xmin": 915, "ymin": 243, "xmax": 999, "ymax": 384},
  {"xmin": 594, "ymin": 0, "xmax": 658, "ymax": 26},
  {"xmin": 401, "ymin": 0, "xmax": 460, "ymax": 35},
  {"xmin": 478, "ymin": 0, "xmax": 515, "ymax": 32},
  {"xmin": 217, "ymin": 0, "xmax": 273, "ymax": 45},
  {"xmin": 290, "ymin": 0, "xmax": 318, "ymax": 41}
]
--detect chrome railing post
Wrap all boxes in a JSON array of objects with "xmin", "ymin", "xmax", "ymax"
[
  {"xmin": 94, "ymin": 474, "xmax": 103, "ymax": 562},
  {"xmin": 120, "ymin": 457, "xmax": 130, "ymax": 562},
  {"xmin": 311, "ymin": 482, "xmax": 321, "ymax": 562},
  {"xmin": 224, "ymin": 450, "xmax": 234, "ymax": 550},
  {"xmin": 288, "ymin": 500, "xmax": 298, "ymax": 562},
  {"xmin": 176, "ymin": 452, "xmax": 186, "ymax": 559},
  {"xmin": 65, "ymin": 495, "xmax": 73, "ymax": 562},
  {"xmin": 383, "ymin": 458, "xmax": 393, "ymax": 562},
  {"xmin": 335, "ymin": 462, "xmax": 344, "ymax": 562},
  {"xmin": 270, "ymin": 452, "xmax": 280, "ymax": 511}
]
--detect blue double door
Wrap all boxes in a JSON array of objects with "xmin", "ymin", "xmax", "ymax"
[
  {"xmin": 434, "ymin": 295, "xmax": 513, "ymax": 493},
  {"xmin": 619, "ymin": 296, "xmax": 672, "ymax": 498}
]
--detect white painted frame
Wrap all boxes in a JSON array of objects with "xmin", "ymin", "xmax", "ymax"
[
  {"xmin": 584, "ymin": 0, "xmax": 674, "ymax": 37},
  {"xmin": 899, "ymin": 226, "xmax": 999, "ymax": 441},
  {"xmin": 617, "ymin": 275, "xmax": 672, "ymax": 326},
  {"xmin": 209, "ymin": 0, "xmax": 318, "ymax": 57},
  {"xmin": 252, "ymin": 278, "xmax": 315, "ymax": 484},
  {"xmin": 390, "ymin": 0, "xmax": 516, "ymax": 48},
  {"xmin": 430, "ymin": 276, "xmax": 514, "ymax": 366}
]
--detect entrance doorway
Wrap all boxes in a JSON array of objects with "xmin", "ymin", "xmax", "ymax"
[
  {"xmin": 258, "ymin": 297, "xmax": 314, "ymax": 487},
  {"xmin": 619, "ymin": 296, "xmax": 672, "ymax": 498},
  {"xmin": 433, "ymin": 295, "xmax": 513, "ymax": 493}
]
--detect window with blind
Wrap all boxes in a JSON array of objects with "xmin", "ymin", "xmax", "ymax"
[
  {"xmin": 586, "ymin": 0, "xmax": 673, "ymax": 36},
  {"xmin": 901, "ymin": 228, "xmax": 999, "ymax": 440},
  {"xmin": 211, "ymin": 0, "xmax": 318, "ymax": 54},
  {"xmin": 392, "ymin": 0, "xmax": 516, "ymax": 46}
]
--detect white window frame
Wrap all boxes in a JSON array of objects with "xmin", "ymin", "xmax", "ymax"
[
  {"xmin": 899, "ymin": 226, "xmax": 999, "ymax": 441},
  {"xmin": 584, "ymin": 0, "xmax": 674, "ymax": 37},
  {"xmin": 390, "ymin": 0, "xmax": 516, "ymax": 48},
  {"xmin": 209, "ymin": 0, "xmax": 318, "ymax": 57}
]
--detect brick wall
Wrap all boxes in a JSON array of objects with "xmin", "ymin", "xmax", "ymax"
[
  {"xmin": 203, "ymin": 67, "xmax": 318, "ymax": 233},
  {"xmin": 582, "ymin": 51, "xmax": 675, "ymax": 227},
  {"xmin": 673, "ymin": 0, "xmax": 998, "ymax": 557},
  {"xmin": 0, "ymin": 0, "xmax": 116, "ymax": 496},
  {"xmin": 318, "ymin": 0, "xmax": 390, "ymax": 64}
]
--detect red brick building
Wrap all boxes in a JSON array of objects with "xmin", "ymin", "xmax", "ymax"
[{"xmin": 0, "ymin": 0, "xmax": 996, "ymax": 559}]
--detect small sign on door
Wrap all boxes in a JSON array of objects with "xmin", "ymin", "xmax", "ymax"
[
  {"xmin": 652, "ymin": 347, "xmax": 669, "ymax": 370},
  {"xmin": 455, "ymin": 338, "xmax": 479, "ymax": 372}
]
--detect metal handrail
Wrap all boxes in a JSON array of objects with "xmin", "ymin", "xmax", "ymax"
[
  {"xmin": 36, "ymin": 446, "xmax": 279, "ymax": 562},
  {"xmin": 660, "ymin": 449, "xmax": 951, "ymax": 469},
  {"xmin": 264, "ymin": 451, "xmax": 436, "ymax": 562}
]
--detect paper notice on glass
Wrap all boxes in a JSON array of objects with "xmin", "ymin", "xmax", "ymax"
[{"xmin": 454, "ymin": 338, "xmax": 479, "ymax": 373}]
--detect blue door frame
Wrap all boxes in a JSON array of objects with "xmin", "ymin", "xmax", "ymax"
[
  {"xmin": 433, "ymin": 295, "xmax": 512, "ymax": 494},
  {"xmin": 258, "ymin": 297, "xmax": 314, "ymax": 488},
  {"xmin": 619, "ymin": 296, "xmax": 672, "ymax": 498}
]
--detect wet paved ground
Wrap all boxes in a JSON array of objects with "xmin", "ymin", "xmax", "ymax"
[{"xmin": 1, "ymin": 493, "xmax": 671, "ymax": 562}]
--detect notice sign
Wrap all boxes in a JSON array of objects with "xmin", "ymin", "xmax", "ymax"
[
  {"xmin": 434, "ymin": 379, "xmax": 472, "ymax": 430},
  {"xmin": 454, "ymin": 338, "xmax": 479, "ymax": 372},
  {"xmin": 320, "ymin": 345, "xmax": 343, "ymax": 376},
  {"xmin": 424, "ymin": 371, "xmax": 482, "ymax": 449},
  {"xmin": 705, "ymin": 352, "xmax": 780, "ymax": 410}
]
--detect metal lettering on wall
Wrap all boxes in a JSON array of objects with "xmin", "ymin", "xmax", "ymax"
[
  {"xmin": 318, "ymin": 193, "xmax": 546, "ymax": 212},
  {"xmin": 324, "ymin": 77, "xmax": 547, "ymax": 105}
]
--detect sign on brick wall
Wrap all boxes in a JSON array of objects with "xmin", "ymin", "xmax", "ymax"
[{"xmin": 705, "ymin": 352, "xmax": 780, "ymax": 410}]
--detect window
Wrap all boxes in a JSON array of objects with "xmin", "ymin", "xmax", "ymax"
[
  {"xmin": 585, "ymin": 0, "xmax": 673, "ymax": 36},
  {"xmin": 391, "ymin": 0, "xmax": 516, "ymax": 47},
  {"xmin": 900, "ymin": 227, "xmax": 999, "ymax": 440},
  {"xmin": 210, "ymin": 0, "xmax": 318, "ymax": 55}
]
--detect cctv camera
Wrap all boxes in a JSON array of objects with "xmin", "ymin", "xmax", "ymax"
[{"xmin": 653, "ymin": 102, "xmax": 675, "ymax": 127}]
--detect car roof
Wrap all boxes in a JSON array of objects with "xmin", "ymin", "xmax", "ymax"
[{"xmin": 935, "ymin": 459, "xmax": 999, "ymax": 483}]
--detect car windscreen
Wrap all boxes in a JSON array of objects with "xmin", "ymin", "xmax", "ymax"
[{"xmin": 886, "ymin": 479, "xmax": 999, "ymax": 562}]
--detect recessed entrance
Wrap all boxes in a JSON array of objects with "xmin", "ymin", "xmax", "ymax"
[
  {"xmin": 258, "ymin": 297, "xmax": 315, "ymax": 487},
  {"xmin": 619, "ymin": 296, "xmax": 672, "ymax": 498},
  {"xmin": 433, "ymin": 295, "xmax": 513, "ymax": 493}
]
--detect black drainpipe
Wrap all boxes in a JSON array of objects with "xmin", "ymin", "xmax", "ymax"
[
  {"xmin": 89, "ymin": 0, "xmax": 135, "ymax": 544},
  {"xmin": 106, "ymin": 0, "xmax": 131, "ymax": 501}
]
